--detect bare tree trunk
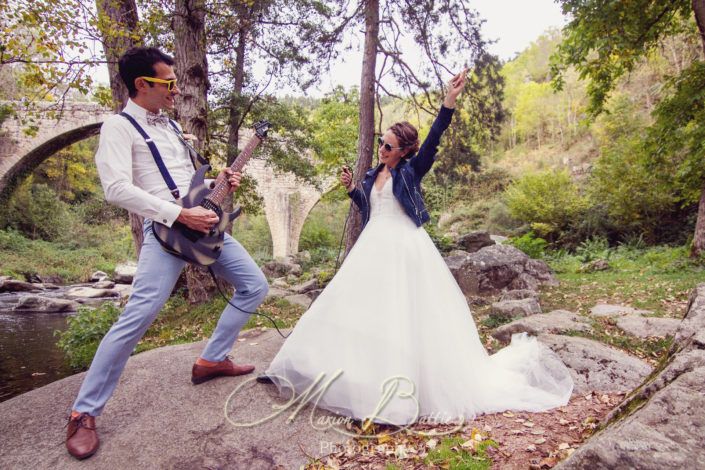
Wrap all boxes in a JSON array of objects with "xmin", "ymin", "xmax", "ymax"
[
  {"xmin": 690, "ymin": 0, "xmax": 705, "ymax": 257},
  {"xmin": 95, "ymin": 0, "xmax": 144, "ymax": 257},
  {"xmin": 173, "ymin": 0, "xmax": 209, "ymax": 145},
  {"xmin": 174, "ymin": 0, "xmax": 217, "ymax": 302},
  {"xmin": 344, "ymin": 0, "xmax": 378, "ymax": 253},
  {"xmin": 223, "ymin": 6, "xmax": 250, "ymax": 235}
]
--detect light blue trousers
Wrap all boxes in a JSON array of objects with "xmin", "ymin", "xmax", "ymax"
[{"xmin": 73, "ymin": 220, "xmax": 268, "ymax": 416}]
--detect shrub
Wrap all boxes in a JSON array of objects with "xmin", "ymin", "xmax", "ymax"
[
  {"xmin": 504, "ymin": 169, "xmax": 589, "ymax": 241},
  {"xmin": 0, "ymin": 180, "xmax": 75, "ymax": 241},
  {"xmin": 56, "ymin": 303, "xmax": 121, "ymax": 369},
  {"xmin": 507, "ymin": 232, "xmax": 548, "ymax": 259}
]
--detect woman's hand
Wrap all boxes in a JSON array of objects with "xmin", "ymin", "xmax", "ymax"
[
  {"xmin": 340, "ymin": 166, "xmax": 353, "ymax": 191},
  {"xmin": 443, "ymin": 69, "xmax": 467, "ymax": 109}
]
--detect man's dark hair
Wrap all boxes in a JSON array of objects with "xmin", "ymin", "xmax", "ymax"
[{"xmin": 118, "ymin": 47, "xmax": 174, "ymax": 98}]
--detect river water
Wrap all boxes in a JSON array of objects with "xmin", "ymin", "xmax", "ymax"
[{"xmin": 0, "ymin": 309, "xmax": 75, "ymax": 402}]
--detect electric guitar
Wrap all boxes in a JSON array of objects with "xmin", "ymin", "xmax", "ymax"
[{"xmin": 152, "ymin": 120, "xmax": 270, "ymax": 266}]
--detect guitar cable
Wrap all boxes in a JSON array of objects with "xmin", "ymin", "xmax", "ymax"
[{"xmin": 203, "ymin": 164, "xmax": 359, "ymax": 340}]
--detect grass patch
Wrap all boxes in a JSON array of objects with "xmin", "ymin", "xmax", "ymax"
[
  {"xmin": 425, "ymin": 436, "xmax": 497, "ymax": 470},
  {"xmin": 0, "ymin": 223, "xmax": 134, "ymax": 283},
  {"xmin": 541, "ymin": 245, "xmax": 702, "ymax": 318}
]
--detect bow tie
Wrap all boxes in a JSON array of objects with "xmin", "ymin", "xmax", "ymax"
[{"xmin": 146, "ymin": 112, "xmax": 169, "ymax": 127}]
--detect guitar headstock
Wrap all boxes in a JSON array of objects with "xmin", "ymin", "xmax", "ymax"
[{"xmin": 253, "ymin": 120, "xmax": 271, "ymax": 139}]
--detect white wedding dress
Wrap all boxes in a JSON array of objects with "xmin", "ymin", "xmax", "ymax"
[{"xmin": 265, "ymin": 177, "xmax": 573, "ymax": 424}]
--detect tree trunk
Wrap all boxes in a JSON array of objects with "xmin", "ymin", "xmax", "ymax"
[
  {"xmin": 95, "ymin": 0, "xmax": 144, "ymax": 256},
  {"xmin": 174, "ymin": 0, "xmax": 216, "ymax": 303},
  {"xmin": 344, "ymin": 0, "xmax": 379, "ymax": 254},
  {"xmin": 690, "ymin": 0, "xmax": 705, "ymax": 257}
]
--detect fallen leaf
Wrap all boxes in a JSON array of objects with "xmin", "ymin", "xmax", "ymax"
[
  {"xmin": 535, "ymin": 438, "xmax": 546, "ymax": 444},
  {"xmin": 558, "ymin": 443, "xmax": 570, "ymax": 450},
  {"xmin": 503, "ymin": 411, "xmax": 515, "ymax": 418},
  {"xmin": 526, "ymin": 444, "xmax": 537, "ymax": 452},
  {"xmin": 523, "ymin": 422, "xmax": 535, "ymax": 428},
  {"xmin": 426, "ymin": 439, "xmax": 438, "ymax": 449}
]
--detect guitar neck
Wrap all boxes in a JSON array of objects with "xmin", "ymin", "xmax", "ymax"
[{"xmin": 206, "ymin": 135, "xmax": 263, "ymax": 207}]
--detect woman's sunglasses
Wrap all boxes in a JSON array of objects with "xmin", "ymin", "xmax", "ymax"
[
  {"xmin": 140, "ymin": 76, "xmax": 178, "ymax": 92},
  {"xmin": 377, "ymin": 136, "xmax": 405, "ymax": 152}
]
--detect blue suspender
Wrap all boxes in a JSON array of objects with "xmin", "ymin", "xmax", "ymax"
[{"xmin": 120, "ymin": 112, "xmax": 181, "ymax": 200}]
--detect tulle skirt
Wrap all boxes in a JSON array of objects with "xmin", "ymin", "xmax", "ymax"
[{"xmin": 265, "ymin": 211, "xmax": 573, "ymax": 424}]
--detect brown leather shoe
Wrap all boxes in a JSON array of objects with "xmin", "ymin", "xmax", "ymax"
[
  {"xmin": 66, "ymin": 412, "xmax": 99, "ymax": 460},
  {"xmin": 191, "ymin": 356, "xmax": 255, "ymax": 385}
]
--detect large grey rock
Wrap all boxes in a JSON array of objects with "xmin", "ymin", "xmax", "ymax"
[
  {"xmin": 615, "ymin": 315, "xmax": 681, "ymax": 339},
  {"xmin": 262, "ymin": 259, "xmax": 302, "ymax": 279},
  {"xmin": 538, "ymin": 334, "xmax": 653, "ymax": 394},
  {"xmin": 113, "ymin": 263, "xmax": 137, "ymax": 284},
  {"xmin": 558, "ymin": 284, "xmax": 705, "ymax": 469},
  {"xmin": 265, "ymin": 286, "xmax": 291, "ymax": 301},
  {"xmin": 93, "ymin": 280, "xmax": 116, "ymax": 289},
  {"xmin": 13, "ymin": 295, "xmax": 78, "ymax": 313},
  {"xmin": 590, "ymin": 304, "xmax": 652, "ymax": 317},
  {"xmin": 499, "ymin": 289, "xmax": 539, "ymax": 302},
  {"xmin": 66, "ymin": 287, "xmax": 119, "ymax": 299},
  {"xmin": 492, "ymin": 310, "xmax": 592, "ymax": 343},
  {"xmin": 0, "ymin": 279, "xmax": 41, "ymax": 293},
  {"xmin": 456, "ymin": 231, "xmax": 495, "ymax": 253},
  {"xmin": 0, "ymin": 329, "xmax": 348, "ymax": 469},
  {"xmin": 444, "ymin": 245, "xmax": 557, "ymax": 297},
  {"xmin": 283, "ymin": 294, "xmax": 312, "ymax": 309},
  {"xmin": 489, "ymin": 298, "xmax": 542, "ymax": 321},
  {"xmin": 290, "ymin": 278, "xmax": 318, "ymax": 295},
  {"xmin": 89, "ymin": 271, "xmax": 108, "ymax": 282}
]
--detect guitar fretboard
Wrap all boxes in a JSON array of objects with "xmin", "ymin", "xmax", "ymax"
[{"xmin": 205, "ymin": 135, "xmax": 263, "ymax": 207}]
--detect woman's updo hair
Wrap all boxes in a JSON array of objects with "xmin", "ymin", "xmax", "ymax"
[{"xmin": 389, "ymin": 121, "xmax": 420, "ymax": 158}]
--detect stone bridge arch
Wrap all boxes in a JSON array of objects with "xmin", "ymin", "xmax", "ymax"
[{"xmin": 0, "ymin": 102, "xmax": 113, "ymax": 198}]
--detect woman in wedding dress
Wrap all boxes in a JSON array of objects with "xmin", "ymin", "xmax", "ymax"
[{"xmin": 263, "ymin": 71, "xmax": 573, "ymax": 425}]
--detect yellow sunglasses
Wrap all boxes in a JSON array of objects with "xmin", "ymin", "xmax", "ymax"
[{"xmin": 140, "ymin": 76, "xmax": 178, "ymax": 91}]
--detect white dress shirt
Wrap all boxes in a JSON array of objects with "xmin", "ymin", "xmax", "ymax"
[{"xmin": 95, "ymin": 99, "xmax": 195, "ymax": 227}]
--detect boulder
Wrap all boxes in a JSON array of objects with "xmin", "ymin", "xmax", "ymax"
[
  {"xmin": 13, "ymin": 295, "xmax": 78, "ymax": 313},
  {"xmin": 499, "ymin": 289, "xmax": 539, "ymax": 302},
  {"xmin": 444, "ymin": 245, "xmax": 557, "ymax": 297},
  {"xmin": 271, "ymin": 278, "xmax": 289, "ymax": 288},
  {"xmin": 290, "ymin": 278, "xmax": 318, "ymax": 295},
  {"xmin": 492, "ymin": 310, "xmax": 592, "ymax": 343},
  {"xmin": 557, "ymin": 284, "xmax": 705, "ymax": 469},
  {"xmin": 456, "ymin": 231, "xmax": 495, "ymax": 253},
  {"xmin": 590, "ymin": 304, "xmax": 652, "ymax": 317},
  {"xmin": 0, "ymin": 279, "xmax": 41, "ymax": 293},
  {"xmin": 265, "ymin": 286, "xmax": 291, "ymax": 301},
  {"xmin": 113, "ymin": 263, "xmax": 137, "ymax": 284},
  {"xmin": 262, "ymin": 259, "xmax": 302, "ymax": 279},
  {"xmin": 489, "ymin": 298, "xmax": 542, "ymax": 321},
  {"xmin": 93, "ymin": 280, "xmax": 116, "ymax": 289},
  {"xmin": 112, "ymin": 284, "xmax": 132, "ymax": 300},
  {"xmin": 538, "ymin": 334, "xmax": 653, "ymax": 394},
  {"xmin": 614, "ymin": 315, "xmax": 681, "ymax": 339},
  {"xmin": 66, "ymin": 287, "xmax": 120, "ymax": 299},
  {"xmin": 283, "ymin": 294, "xmax": 312, "ymax": 309},
  {"xmin": 90, "ymin": 270, "xmax": 109, "ymax": 282}
]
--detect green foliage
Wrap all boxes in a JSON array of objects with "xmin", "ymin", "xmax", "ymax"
[
  {"xmin": 0, "ymin": 223, "xmax": 133, "ymax": 282},
  {"xmin": 310, "ymin": 86, "xmax": 359, "ymax": 172},
  {"xmin": 0, "ymin": 179, "xmax": 74, "ymax": 241},
  {"xmin": 648, "ymin": 61, "xmax": 705, "ymax": 207},
  {"xmin": 508, "ymin": 232, "xmax": 548, "ymax": 259},
  {"xmin": 56, "ymin": 303, "xmax": 121, "ymax": 369},
  {"xmin": 551, "ymin": 0, "xmax": 693, "ymax": 115},
  {"xmin": 504, "ymin": 170, "xmax": 589, "ymax": 240},
  {"xmin": 230, "ymin": 213, "xmax": 272, "ymax": 263},
  {"xmin": 575, "ymin": 236, "xmax": 611, "ymax": 263}
]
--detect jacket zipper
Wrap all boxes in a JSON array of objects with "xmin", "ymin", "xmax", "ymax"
[{"xmin": 399, "ymin": 170, "xmax": 421, "ymax": 222}]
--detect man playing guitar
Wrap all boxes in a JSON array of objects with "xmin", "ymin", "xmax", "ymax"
[{"xmin": 65, "ymin": 47, "xmax": 268, "ymax": 460}]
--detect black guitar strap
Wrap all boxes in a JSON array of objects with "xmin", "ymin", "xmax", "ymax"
[
  {"xmin": 167, "ymin": 120, "xmax": 210, "ymax": 170},
  {"xmin": 120, "ymin": 112, "xmax": 181, "ymax": 200}
]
